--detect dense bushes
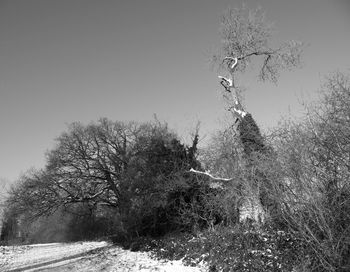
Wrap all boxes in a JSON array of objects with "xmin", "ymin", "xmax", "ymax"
[
  {"xmin": 190, "ymin": 72, "xmax": 350, "ymax": 271},
  {"xmin": 130, "ymin": 223, "xmax": 304, "ymax": 272},
  {"xmin": 268, "ymin": 73, "xmax": 350, "ymax": 271}
]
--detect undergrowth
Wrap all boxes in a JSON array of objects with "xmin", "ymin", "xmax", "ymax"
[{"xmin": 112, "ymin": 223, "xmax": 305, "ymax": 272}]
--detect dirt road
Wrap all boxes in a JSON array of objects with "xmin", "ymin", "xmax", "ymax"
[{"xmin": 0, "ymin": 241, "xmax": 203, "ymax": 272}]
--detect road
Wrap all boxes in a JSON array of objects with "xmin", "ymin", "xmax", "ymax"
[
  {"xmin": 0, "ymin": 241, "xmax": 203, "ymax": 272},
  {"xmin": 1, "ymin": 241, "xmax": 109, "ymax": 271}
]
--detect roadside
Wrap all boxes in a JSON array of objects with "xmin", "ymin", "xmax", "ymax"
[{"xmin": 0, "ymin": 241, "xmax": 204, "ymax": 272}]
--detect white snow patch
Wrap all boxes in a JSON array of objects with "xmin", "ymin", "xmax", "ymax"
[
  {"xmin": 233, "ymin": 108, "xmax": 247, "ymax": 118},
  {"xmin": 1, "ymin": 241, "xmax": 204, "ymax": 271}
]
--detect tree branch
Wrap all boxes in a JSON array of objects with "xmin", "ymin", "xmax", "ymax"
[
  {"xmin": 189, "ymin": 168, "xmax": 233, "ymax": 182},
  {"xmin": 238, "ymin": 50, "xmax": 275, "ymax": 61}
]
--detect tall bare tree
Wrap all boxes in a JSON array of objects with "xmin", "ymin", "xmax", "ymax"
[
  {"xmin": 213, "ymin": 6, "xmax": 303, "ymax": 123},
  {"xmin": 197, "ymin": 5, "xmax": 303, "ymax": 222}
]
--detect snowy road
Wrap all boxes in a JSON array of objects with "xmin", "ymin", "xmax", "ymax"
[{"xmin": 0, "ymin": 241, "xmax": 204, "ymax": 272}]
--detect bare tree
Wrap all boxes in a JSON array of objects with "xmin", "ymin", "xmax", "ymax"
[
  {"xmin": 4, "ymin": 119, "xmax": 158, "ymax": 220},
  {"xmin": 213, "ymin": 5, "xmax": 303, "ymax": 123},
  {"xmin": 194, "ymin": 6, "xmax": 303, "ymax": 222},
  {"xmin": 45, "ymin": 119, "xmax": 155, "ymax": 210}
]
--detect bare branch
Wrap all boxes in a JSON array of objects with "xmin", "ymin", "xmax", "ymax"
[
  {"xmin": 189, "ymin": 168, "xmax": 233, "ymax": 182},
  {"xmin": 214, "ymin": 6, "xmax": 303, "ymax": 84},
  {"xmin": 238, "ymin": 50, "xmax": 274, "ymax": 60}
]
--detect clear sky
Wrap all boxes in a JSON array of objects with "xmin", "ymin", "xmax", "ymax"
[{"xmin": 0, "ymin": 0, "xmax": 349, "ymax": 184}]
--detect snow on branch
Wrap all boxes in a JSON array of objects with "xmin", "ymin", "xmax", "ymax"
[
  {"xmin": 232, "ymin": 107, "xmax": 247, "ymax": 118},
  {"xmin": 223, "ymin": 56, "xmax": 238, "ymax": 70},
  {"xmin": 189, "ymin": 168, "xmax": 233, "ymax": 182}
]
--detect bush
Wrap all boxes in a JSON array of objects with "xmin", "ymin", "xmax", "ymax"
[{"xmin": 136, "ymin": 223, "xmax": 304, "ymax": 272}]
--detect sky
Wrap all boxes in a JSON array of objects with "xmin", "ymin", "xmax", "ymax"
[{"xmin": 0, "ymin": 0, "xmax": 349, "ymax": 185}]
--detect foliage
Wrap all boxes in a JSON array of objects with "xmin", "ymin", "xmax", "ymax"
[
  {"xmin": 120, "ymin": 132, "xmax": 220, "ymax": 237},
  {"xmin": 237, "ymin": 113, "xmax": 268, "ymax": 158},
  {"xmin": 201, "ymin": 112, "xmax": 281, "ymax": 224}
]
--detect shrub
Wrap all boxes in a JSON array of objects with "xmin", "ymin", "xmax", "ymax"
[{"xmin": 137, "ymin": 223, "xmax": 304, "ymax": 272}]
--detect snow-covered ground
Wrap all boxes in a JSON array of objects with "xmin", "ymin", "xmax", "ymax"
[{"xmin": 0, "ymin": 241, "xmax": 205, "ymax": 271}]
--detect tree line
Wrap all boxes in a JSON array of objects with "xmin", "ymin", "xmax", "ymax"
[{"xmin": 1, "ymin": 119, "xmax": 221, "ymax": 241}]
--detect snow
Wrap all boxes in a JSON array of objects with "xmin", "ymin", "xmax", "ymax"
[
  {"xmin": 223, "ymin": 56, "xmax": 238, "ymax": 70},
  {"xmin": 0, "ymin": 241, "xmax": 205, "ymax": 272},
  {"xmin": 233, "ymin": 108, "xmax": 247, "ymax": 118}
]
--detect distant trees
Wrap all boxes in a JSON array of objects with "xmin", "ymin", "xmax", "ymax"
[{"xmin": 0, "ymin": 178, "xmax": 12, "ymax": 243}]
